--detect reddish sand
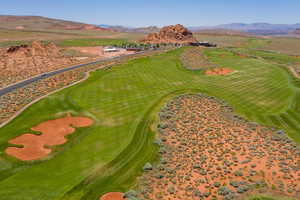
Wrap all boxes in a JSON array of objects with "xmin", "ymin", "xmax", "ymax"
[
  {"xmin": 205, "ymin": 68, "xmax": 234, "ymax": 75},
  {"xmin": 136, "ymin": 95, "xmax": 300, "ymax": 199},
  {"xmin": 69, "ymin": 46, "xmax": 134, "ymax": 58},
  {"xmin": 5, "ymin": 115, "xmax": 93, "ymax": 161},
  {"xmin": 100, "ymin": 192, "xmax": 126, "ymax": 200}
]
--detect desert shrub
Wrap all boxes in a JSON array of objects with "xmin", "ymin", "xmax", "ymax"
[
  {"xmin": 203, "ymin": 191, "xmax": 211, "ymax": 197},
  {"xmin": 154, "ymin": 173, "xmax": 164, "ymax": 179},
  {"xmin": 230, "ymin": 181, "xmax": 239, "ymax": 188},
  {"xmin": 143, "ymin": 163, "xmax": 153, "ymax": 171},
  {"xmin": 218, "ymin": 186, "xmax": 232, "ymax": 196},
  {"xmin": 234, "ymin": 170, "xmax": 243, "ymax": 177},
  {"xmin": 153, "ymin": 139, "xmax": 163, "ymax": 146},
  {"xmin": 167, "ymin": 186, "xmax": 175, "ymax": 194},
  {"xmin": 236, "ymin": 185, "xmax": 249, "ymax": 193},
  {"xmin": 124, "ymin": 190, "xmax": 138, "ymax": 198},
  {"xmin": 213, "ymin": 182, "xmax": 221, "ymax": 188},
  {"xmin": 157, "ymin": 122, "xmax": 168, "ymax": 129}
]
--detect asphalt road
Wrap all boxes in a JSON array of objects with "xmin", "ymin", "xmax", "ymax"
[{"xmin": 0, "ymin": 52, "xmax": 143, "ymax": 97}]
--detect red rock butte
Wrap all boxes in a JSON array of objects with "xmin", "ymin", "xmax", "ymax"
[{"xmin": 140, "ymin": 24, "xmax": 198, "ymax": 44}]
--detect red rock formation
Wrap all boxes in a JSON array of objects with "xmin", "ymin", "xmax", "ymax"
[
  {"xmin": 1, "ymin": 41, "xmax": 76, "ymax": 87},
  {"xmin": 6, "ymin": 41, "xmax": 60, "ymax": 57},
  {"xmin": 140, "ymin": 24, "xmax": 198, "ymax": 44}
]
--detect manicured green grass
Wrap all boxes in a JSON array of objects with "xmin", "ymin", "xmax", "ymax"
[
  {"xmin": 194, "ymin": 33, "xmax": 251, "ymax": 47},
  {"xmin": 247, "ymin": 194, "xmax": 297, "ymax": 200},
  {"xmin": 255, "ymin": 37, "xmax": 300, "ymax": 55},
  {"xmin": 0, "ymin": 47, "xmax": 299, "ymax": 200},
  {"xmin": 0, "ymin": 40, "xmax": 32, "ymax": 47},
  {"xmin": 0, "ymin": 38, "xmax": 134, "ymax": 48},
  {"xmin": 244, "ymin": 38, "xmax": 271, "ymax": 49},
  {"xmin": 230, "ymin": 47, "xmax": 300, "ymax": 64},
  {"xmin": 57, "ymin": 38, "xmax": 132, "ymax": 47}
]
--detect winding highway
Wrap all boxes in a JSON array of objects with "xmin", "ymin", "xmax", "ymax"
[{"xmin": 0, "ymin": 52, "xmax": 145, "ymax": 97}]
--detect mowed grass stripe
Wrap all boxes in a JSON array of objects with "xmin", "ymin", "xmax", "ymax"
[{"xmin": 0, "ymin": 47, "xmax": 299, "ymax": 200}]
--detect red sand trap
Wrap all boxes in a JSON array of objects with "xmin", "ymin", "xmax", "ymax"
[
  {"xmin": 5, "ymin": 115, "xmax": 93, "ymax": 161},
  {"xmin": 205, "ymin": 68, "xmax": 234, "ymax": 75},
  {"xmin": 100, "ymin": 192, "xmax": 126, "ymax": 200}
]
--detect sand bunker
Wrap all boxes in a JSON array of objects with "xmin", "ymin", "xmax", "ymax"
[
  {"xmin": 100, "ymin": 192, "xmax": 126, "ymax": 200},
  {"xmin": 205, "ymin": 68, "xmax": 234, "ymax": 75},
  {"xmin": 5, "ymin": 115, "xmax": 93, "ymax": 161}
]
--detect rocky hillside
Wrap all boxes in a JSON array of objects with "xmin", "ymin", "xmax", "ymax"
[
  {"xmin": 0, "ymin": 15, "xmax": 111, "ymax": 31},
  {"xmin": 190, "ymin": 23, "xmax": 300, "ymax": 36},
  {"xmin": 0, "ymin": 41, "xmax": 76, "ymax": 88},
  {"xmin": 140, "ymin": 24, "xmax": 198, "ymax": 44},
  {"xmin": 6, "ymin": 41, "xmax": 60, "ymax": 57}
]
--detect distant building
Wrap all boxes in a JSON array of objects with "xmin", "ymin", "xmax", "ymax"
[
  {"xmin": 189, "ymin": 42, "xmax": 217, "ymax": 47},
  {"xmin": 103, "ymin": 46, "xmax": 119, "ymax": 53}
]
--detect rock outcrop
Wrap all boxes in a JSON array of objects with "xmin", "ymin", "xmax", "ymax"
[
  {"xmin": 6, "ymin": 41, "xmax": 60, "ymax": 58},
  {"xmin": 140, "ymin": 24, "xmax": 198, "ymax": 44},
  {"xmin": 0, "ymin": 41, "xmax": 76, "ymax": 88}
]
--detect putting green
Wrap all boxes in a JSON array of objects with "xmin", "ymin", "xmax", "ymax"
[{"xmin": 0, "ymin": 47, "xmax": 299, "ymax": 200}]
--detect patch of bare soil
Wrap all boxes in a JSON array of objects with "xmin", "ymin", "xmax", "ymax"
[
  {"xmin": 180, "ymin": 47, "xmax": 215, "ymax": 70},
  {"xmin": 289, "ymin": 63, "xmax": 300, "ymax": 79},
  {"xmin": 136, "ymin": 94, "xmax": 300, "ymax": 200},
  {"xmin": 5, "ymin": 115, "xmax": 93, "ymax": 161},
  {"xmin": 205, "ymin": 68, "xmax": 234, "ymax": 75},
  {"xmin": 100, "ymin": 192, "xmax": 126, "ymax": 200},
  {"xmin": 68, "ymin": 46, "xmax": 134, "ymax": 58},
  {"xmin": 68, "ymin": 46, "xmax": 104, "ymax": 57}
]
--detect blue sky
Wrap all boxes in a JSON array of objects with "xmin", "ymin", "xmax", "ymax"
[{"xmin": 0, "ymin": 0, "xmax": 299, "ymax": 27}]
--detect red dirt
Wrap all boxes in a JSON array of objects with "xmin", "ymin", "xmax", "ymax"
[
  {"xmin": 136, "ymin": 95, "xmax": 300, "ymax": 199},
  {"xmin": 100, "ymin": 192, "xmax": 126, "ymax": 200},
  {"xmin": 69, "ymin": 46, "xmax": 134, "ymax": 58},
  {"xmin": 205, "ymin": 68, "xmax": 234, "ymax": 75},
  {"xmin": 5, "ymin": 115, "xmax": 93, "ymax": 161}
]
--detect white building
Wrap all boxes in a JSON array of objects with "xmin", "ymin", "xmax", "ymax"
[{"xmin": 103, "ymin": 46, "xmax": 119, "ymax": 53}]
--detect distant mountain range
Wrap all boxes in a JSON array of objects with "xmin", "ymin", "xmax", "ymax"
[
  {"xmin": 0, "ymin": 15, "xmax": 112, "ymax": 31},
  {"xmin": 0, "ymin": 15, "xmax": 299, "ymax": 36},
  {"xmin": 100, "ymin": 23, "xmax": 300, "ymax": 35},
  {"xmin": 98, "ymin": 24, "xmax": 160, "ymax": 33},
  {"xmin": 189, "ymin": 23, "xmax": 300, "ymax": 35}
]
